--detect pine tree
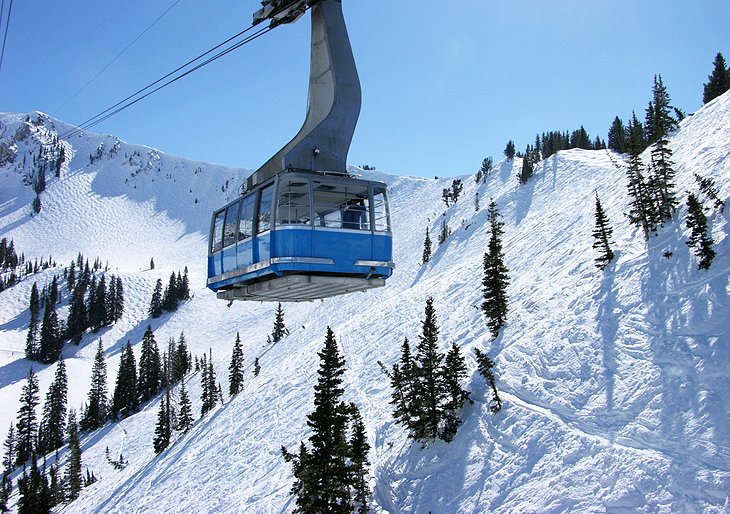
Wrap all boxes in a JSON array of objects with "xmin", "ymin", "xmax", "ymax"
[
  {"xmin": 112, "ymin": 342, "xmax": 138, "ymax": 418},
  {"xmin": 162, "ymin": 272, "xmax": 178, "ymax": 312},
  {"xmin": 478, "ymin": 157, "xmax": 493, "ymax": 182},
  {"xmin": 179, "ymin": 267, "xmax": 191, "ymax": 301},
  {"xmin": 173, "ymin": 330, "xmax": 191, "ymax": 383},
  {"xmin": 607, "ymin": 116, "xmax": 626, "ymax": 153},
  {"xmin": 474, "ymin": 348, "xmax": 502, "ymax": 412},
  {"xmin": 450, "ymin": 179, "xmax": 463, "ymax": 203},
  {"xmin": 254, "ymin": 357, "xmax": 261, "ymax": 377},
  {"xmin": 64, "ymin": 410, "xmax": 82, "ymax": 502},
  {"xmin": 592, "ymin": 193, "xmax": 615, "ymax": 270},
  {"xmin": 80, "ymin": 340, "xmax": 108, "ymax": 431},
  {"xmin": 153, "ymin": 395, "xmax": 171, "ymax": 454},
  {"xmin": 440, "ymin": 343, "xmax": 471, "ymax": 442},
  {"xmin": 38, "ymin": 360, "xmax": 67, "ymax": 455},
  {"xmin": 281, "ymin": 327, "xmax": 356, "ymax": 513},
  {"xmin": 270, "ymin": 303, "xmax": 287, "ymax": 343},
  {"xmin": 176, "ymin": 380, "xmax": 193, "ymax": 432},
  {"xmin": 17, "ymin": 454, "xmax": 52, "ymax": 514},
  {"xmin": 685, "ymin": 193, "xmax": 716, "ymax": 270},
  {"xmin": 90, "ymin": 275, "xmax": 108, "ymax": 331},
  {"xmin": 150, "ymin": 257, "xmax": 155, "ymax": 270},
  {"xmin": 15, "ymin": 368, "xmax": 40, "ymax": 465},
  {"xmin": 519, "ymin": 152, "xmax": 534, "ymax": 184},
  {"xmin": 228, "ymin": 333, "xmax": 244, "ymax": 396},
  {"xmin": 648, "ymin": 75, "xmax": 679, "ymax": 221},
  {"xmin": 422, "ymin": 227, "xmax": 432, "ymax": 264},
  {"xmin": 47, "ymin": 461, "xmax": 62, "ymax": 507},
  {"xmin": 348, "ymin": 406, "xmax": 371, "ymax": 514},
  {"xmin": 149, "ymin": 279, "xmax": 163, "ymax": 318},
  {"xmin": 441, "ymin": 188, "xmax": 451, "ymax": 208},
  {"xmin": 625, "ymin": 112, "xmax": 656, "ymax": 238},
  {"xmin": 694, "ymin": 172, "xmax": 726, "ymax": 212},
  {"xmin": 411, "ymin": 298, "xmax": 446, "ymax": 442},
  {"xmin": 83, "ymin": 468, "xmax": 97, "ymax": 487},
  {"xmin": 38, "ymin": 301, "xmax": 62, "ymax": 364},
  {"xmin": 207, "ymin": 350, "xmax": 217, "ymax": 410},
  {"xmin": 200, "ymin": 349, "xmax": 217, "ymax": 415},
  {"xmin": 437, "ymin": 219, "xmax": 450, "ymax": 246},
  {"xmin": 105, "ymin": 275, "xmax": 117, "ymax": 325},
  {"xmin": 504, "ymin": 140, "xmax": 516, "ymax": 159},
  {"xmin": 66, "ymin": 281, "xmax": 88, "ymax": 344},
  {"xmin": 703, "ymin": 52, "xmax": 730, "ymax": 104},
  {"xmin": 66, "ymin": 260, "xmax": 76, "ymax": 291},
  {"xmin": 482, "ymin": 201, "xmax": 510, "ymax": 339},
  {"xmin": 138, "ymin": 325, "xmax": 162, "ymax": 401},
  {"xmin": 383, "ymin": 338, "xmax": 416, "ymax": 434},
  {"xmin": 200, "ymin": 353, "xmax": 209, "ymax": 417},
  {"xmin": 114, "ymin": 275, "xmax": 125, "ymax": 323},
  {"xmin": 1, "ymin": 425, "xmax": 15, "ymax": 509},
  {"xmin": 25, "ymin": 283, "xmax": 41, "ymax": 360}
]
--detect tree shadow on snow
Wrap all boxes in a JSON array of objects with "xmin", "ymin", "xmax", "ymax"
[
  {"xmin": 594, "ymin": 257, "xmax": 619, "ymax": 429},
  {"xmin": 641, "ymin": 221, "xmax": 730, "ymax": 479},
  {"xmin": 513, "ymin": 174, "xmax": 536, "ymax": 226},
  {"xmin": 375, "ymin": 384, "xmax": 490, "ymax": 513}
]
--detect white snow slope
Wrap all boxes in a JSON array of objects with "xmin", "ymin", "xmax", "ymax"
[{"xmin": 0, "ymin": 91, "xmax": 729, "ymax": 513}]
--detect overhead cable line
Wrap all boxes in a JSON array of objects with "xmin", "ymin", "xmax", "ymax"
[
  {"xmin": 52, "ymin": 0, "xmax": 184, "ymax": 117},
  {"xmin": 60, "ymin": 23, "xmax": 271, "ymax": 140},
  {"xmin": 0, "ymin": 0, "xmax": 13, "ymax": 74},
  {"xmin": 0, "ymin": 0, "xmax": 5, "ymax": 41}
]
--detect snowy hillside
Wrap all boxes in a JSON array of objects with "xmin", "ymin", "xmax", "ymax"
[{"xmin": 0, "ymin": 91, "xmax": 729, "ymax": 513}]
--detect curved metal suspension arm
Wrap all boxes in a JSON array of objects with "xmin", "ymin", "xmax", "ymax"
[{"xmin": 246, "ymin": 0, "xmax": 361, "ymax": 191}]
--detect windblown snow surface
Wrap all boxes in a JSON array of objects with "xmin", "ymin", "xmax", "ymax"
[{"xmin": 0, "ymin": 91, "xmax": 729, "ymax": 513}]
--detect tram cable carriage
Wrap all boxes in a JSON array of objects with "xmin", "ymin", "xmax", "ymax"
[
  {"xmin": 207, "ymin": 172, "xmax": 393, "ymax": 302},
  {"xmin": 207, "ymin": 0, "xmax": 394, "ymax": 302}
]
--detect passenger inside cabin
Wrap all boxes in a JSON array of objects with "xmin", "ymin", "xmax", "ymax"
[{"xmin": 342, "ymin": 198, "xmax": 366, "ymax": 229}]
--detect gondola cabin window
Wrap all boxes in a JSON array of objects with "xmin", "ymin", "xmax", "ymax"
[
  {"xmin": 211, "ymin": 211, "xmax": 225, "ymax": 252},
  {"xmin": 277, "ymin": 180, "xmax": 311, "ymax": 225},
  {"xmin": 313, "ymin": 180, "xmax": 370, "ymax": 230},
  {"xmin": 258, "ymin": 186, "xmax": 274, "ymax": 233},
  {"xmin": 372, "ymin": 187, "xmax": 391, "ymax": 232},
  {"xmin": 223, "ymin": 203, "xmax": 240, "ymax": 248},
  {"xmin": 238, "ymin": 195, "xmax": 255, "ymax": 241}
]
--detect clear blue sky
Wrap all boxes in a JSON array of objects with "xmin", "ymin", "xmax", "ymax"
[{"xmin": 1, "ymin": 0, "xmax": 728, "ymax": 178}]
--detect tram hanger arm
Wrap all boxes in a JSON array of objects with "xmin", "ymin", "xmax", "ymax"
[{"xmin": 253, "ymin": 0, "xmax": 320, "ymax": 28}]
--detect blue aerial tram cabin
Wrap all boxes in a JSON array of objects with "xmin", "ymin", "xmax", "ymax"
[
  {"xmin": 207, "ymin": 171, "xmax": 394, "ymax": 302},
  {"xmin": 207, "ymin": 0, "xmax": 394, "ymax": 302}
]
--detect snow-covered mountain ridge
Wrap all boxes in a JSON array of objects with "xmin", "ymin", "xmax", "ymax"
[{"xmin": 0, "ymin": 91, "xmax": 728, "ymax": 513}]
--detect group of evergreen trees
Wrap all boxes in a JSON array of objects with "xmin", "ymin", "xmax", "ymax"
[
  {"xmin": 0, "ymin": 238, "xmax": 47, "ymax": 293},
  {"xmin": 684, "ymin": 173, "xmax": 724, "ymax": 270},
  {"xmin": 703, "ymin": 52, "xmax": 730, "ymax": 105},
  {"xmin": 25, "ymin": 255, "xmax": 125, "ymax": 363},
  {"xmin": 152, "ymin": 331, "xmax": 194, "ymax": 454},
  {"xmin": 475, "ymin": 157, "xmax": 493, "ymax": 183},
  {"xmin": 383, "ymin": 298, "xmax": 502, "ymax": 445},
  {"xmin": 383, "ymin": 299, "xmax": 468, "ymax": 443},
  {"xmin": 441, "ymin": 179, "xmax": 463, "ymax": 207},
  {"xmin": 2, "ymin": 365, "xmax": 91, "ymax": 512},
  {"xmin": 149, "ymin": 268, "xmax": 191, "ymax": 318},
  {"xmin": 618, "ymin": 75, "xmax": 680, "ymax": 239},
  {"xmin": 27, "ymin": 140, "xmax": 66, "ymax": 215},
  {"xmin": 282, "ymin": 327, "xmax": 371, "ymax": 513},
  {"xmin": 0, "ymin": 238, "xmax": 19, "ymax": 270},
  {"xmin": 198, "ymin": 348, "xmax": 220, "ymax": 418},
  {"xmin": 506, "ymin": 127, "xmax": 607, "ymax": 186},
  {"xmin": 601, "ymin": 59, "xmax": 724, "ymax": 271}
]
